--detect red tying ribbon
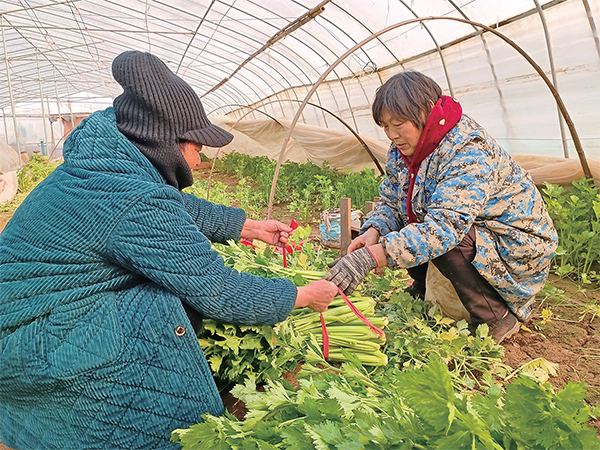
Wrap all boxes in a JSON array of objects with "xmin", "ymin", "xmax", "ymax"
[
  {"xmin": 240, "ymin": 238, "xmax": 256, "ymax": 249},
  {"xmin": 282, "ymin": 220, "xmax": 299, "ymax": 268},
  {"xmin": 336, "ymin": 287, "xmax": 385, "ymax": 338},
  {"xmin": 318, "ymin": 287, "xmax": 385, "ymax": 360},
  {"xmin": 320, "ymin": 312, "xmax": 329, "ymax": 359}
]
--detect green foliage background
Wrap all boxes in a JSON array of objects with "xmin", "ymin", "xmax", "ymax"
[
  {"xmin": 215, "ymin": 150, "xmax": 383, "ymax": 212},
  {"xmin": 1, "ymin": 155, "xmax": 61, "ymax": 212},
  {"xmin": 543, "ymin": 178, "xmax": 600, "ymax": 283}
]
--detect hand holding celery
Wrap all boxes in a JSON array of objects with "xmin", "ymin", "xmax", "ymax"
[
  {"xmin": 295, "ymin": 280, "xmax": 338, "ymax": 312},
  {"xmin": 240, "ymin": 218, "xmax": 293, "ymax": 247}
]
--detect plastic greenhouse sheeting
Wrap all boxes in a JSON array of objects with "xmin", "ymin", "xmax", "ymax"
[
  {"xmin": 208, "ymin": 115, "xmax": 600, "ymax": 186},
  {"xmin": 0, "ymin": 142, "xmax": 20, "ymax": 204},
  {"xmin": 0, "ymin": 142, "xmax": 20, "ymax": 174},
  {"xmin": 0, "ymin": 0, "xmax": 598, "ymax": 168},
  {"xmin": 209, "ymin": 115, "xmax": 389, "ymax": 173}
]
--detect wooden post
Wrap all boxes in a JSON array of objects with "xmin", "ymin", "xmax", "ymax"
[
  {"xmin": 364, "ymin": 201, "xmax": 375, "ymax": 215},
  {"xmin": 340, "ymin": 197, "xmax": 352, "ymax": 256}
]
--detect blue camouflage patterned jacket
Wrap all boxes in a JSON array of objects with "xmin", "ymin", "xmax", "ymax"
[
  {"xmin": 362, "ymin": 114, "xmax": 557, "ymax": 320},
  {"xmin": 0, "ymin": 108, "xmax": 297, "ymax": 449}
]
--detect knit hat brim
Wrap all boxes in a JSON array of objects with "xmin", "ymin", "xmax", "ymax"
[{"xmin": 182, "ymin": 124, "xmax": 233, "ymax": 148}]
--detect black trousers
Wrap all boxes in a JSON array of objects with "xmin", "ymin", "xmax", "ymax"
[{"xmin": 407, "ymin": 227, "xmax": 508, "ymax": 325}]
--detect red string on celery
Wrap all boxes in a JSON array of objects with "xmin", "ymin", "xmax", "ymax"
[{"xmin": 320, "ymin": 312, "xmax": 329, "ymax": 358}]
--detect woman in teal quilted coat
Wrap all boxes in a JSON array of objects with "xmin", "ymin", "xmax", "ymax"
[
  {"xmin": 0, "ymin": 51, "xmax": 337, "ymax": 449},
  {"xmin": 325, "ymin": 71, "xmax": 557, "ymax": 344}
]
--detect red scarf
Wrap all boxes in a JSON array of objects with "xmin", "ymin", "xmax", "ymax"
[{"xmin": 401, "ymin": 95, "xmax": 463, "ymax": 223}]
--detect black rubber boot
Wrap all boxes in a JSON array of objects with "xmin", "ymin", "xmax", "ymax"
[{"xmin": 488, "ymin": 312, "xmax": 520, "ymax": 343}]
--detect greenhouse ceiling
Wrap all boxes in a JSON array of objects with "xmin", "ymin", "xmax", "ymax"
[{"xmin": 0, "ymin": 0, "xmax": 599, "ymax": 160}]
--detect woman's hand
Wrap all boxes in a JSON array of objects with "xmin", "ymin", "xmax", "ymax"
[
  {"xmin": 241, "ymin": 219, "xmax": 293, "ymax": 247},
  {"xmin": 324, "ymin": 247, "xmax": 379, "ymax": 295},
  {"xmin": 347, "ymin": 227, "xmax": 380, "ymax": 253},
  {"xmin": 295, "ymin": 279, "xmax": 338, "ymax": 312}
]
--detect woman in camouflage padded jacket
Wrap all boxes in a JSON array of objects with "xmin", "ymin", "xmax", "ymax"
[{"xmin": 325, "ymin": 71, "xmax": 558, "ymax": 343}]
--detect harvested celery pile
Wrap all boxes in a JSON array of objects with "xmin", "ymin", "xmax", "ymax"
[{"xmin": 198, "ymin": 236, "xmax": 389, "ymax": 386}]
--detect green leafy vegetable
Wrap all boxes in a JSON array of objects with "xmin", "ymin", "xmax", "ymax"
[{"xmin": 173, "ymin": 356, "xmax": 599, "ymax": 449}]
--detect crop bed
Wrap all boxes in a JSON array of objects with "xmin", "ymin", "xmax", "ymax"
[{"xmin": 0, "ymin": 155, "xmax": 598, "ymax": 449}]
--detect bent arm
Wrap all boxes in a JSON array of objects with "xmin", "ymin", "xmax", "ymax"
[
  {"xmin": 381, "ymin": 141, "xmax": 494, "ymax": 269},
  {"xmin": 108, "ymin": 189, "xmax": 296, "ymax": 325},
  {"xmin": 181, "ymin": 192, "xmax": 246, "ymax": 244}
]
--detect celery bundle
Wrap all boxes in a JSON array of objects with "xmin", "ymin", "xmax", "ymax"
[
  {"xmin": 211, "ymin": 239, "xmax": 389, "ymax": 368},
  {"xmin": 287, "ymin": 292, "xmax": 389, "ymax": 366}
]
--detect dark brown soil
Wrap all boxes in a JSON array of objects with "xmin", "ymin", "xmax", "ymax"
[
  {"xmin": 503, "ymin": 274, "xmax": 600, "ymax": 435},
  {"xmin": 221, "ymin": 390, "xmax": 249, "ymax": 421}
]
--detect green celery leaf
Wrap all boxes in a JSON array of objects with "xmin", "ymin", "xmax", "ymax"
[
  {"xmin": 305, "ymin": 422, "xmax": 333, "ymax": 450},
  {"xmin": 281, "ymin": 423, "xmax": 316, "ymax": 450},
  {"xmin": 310, "ymin": 420, "xmax": 345, "ymax": 445},
  {"xmin": 335, "ymin": 441, "xmax": 365, "ymax": 450},
  {"xmin": 432, "ymin": 430, "xmax": 472, "ymax": 450},
  {"xmin": 397, "ymin": 359, "xmax": 455, "ymax": 432},
  {"xmin": 326, "ymin": 385, "xmax": 362, "ymax": 419},
  {"xmin": 318, "ymin": 397, "xmax": 345, "ymax": 420},
  {"xmin": 299, "ymin": 397, "xmax": 324, "ymax": 421},
  {"xmin": 208, "ymin": 355, "xmax": 223, "ymax": 373},
  {"xmin": 292, "ymin": 273, "xmax": 308, "ymax": 286}
]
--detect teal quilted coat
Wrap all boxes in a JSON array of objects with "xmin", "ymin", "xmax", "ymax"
[{"xmin": 0, "ymin": 108, "xmax": 297, "ymax": 449}]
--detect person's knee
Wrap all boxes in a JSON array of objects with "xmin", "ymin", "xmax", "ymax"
[{"xmin": 431, "ymin": 247, "xmax": 466, "ymax": 278}]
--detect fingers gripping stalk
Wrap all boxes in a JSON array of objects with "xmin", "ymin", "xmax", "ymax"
[{"xmin": 324, "ymin": 247, "xmax": 378, "ymax": 295}]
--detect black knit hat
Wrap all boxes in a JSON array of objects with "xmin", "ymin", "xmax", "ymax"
[{"xmin": 112, "ymin": 50, "xmax": 233, "ymax": 190}]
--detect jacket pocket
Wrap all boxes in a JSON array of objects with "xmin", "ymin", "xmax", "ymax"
[{"xmin": 47, "ymin": 292, "xmax": 124, "ymax": 378}]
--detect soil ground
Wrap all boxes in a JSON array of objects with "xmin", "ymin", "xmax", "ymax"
[
  {"xmin": 0, "ymin": 166, "xmax": 598, "ymax": 448},
  {"xmin": 504, "ymin": 274, "xmax": 600, "ymax": 434}
]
